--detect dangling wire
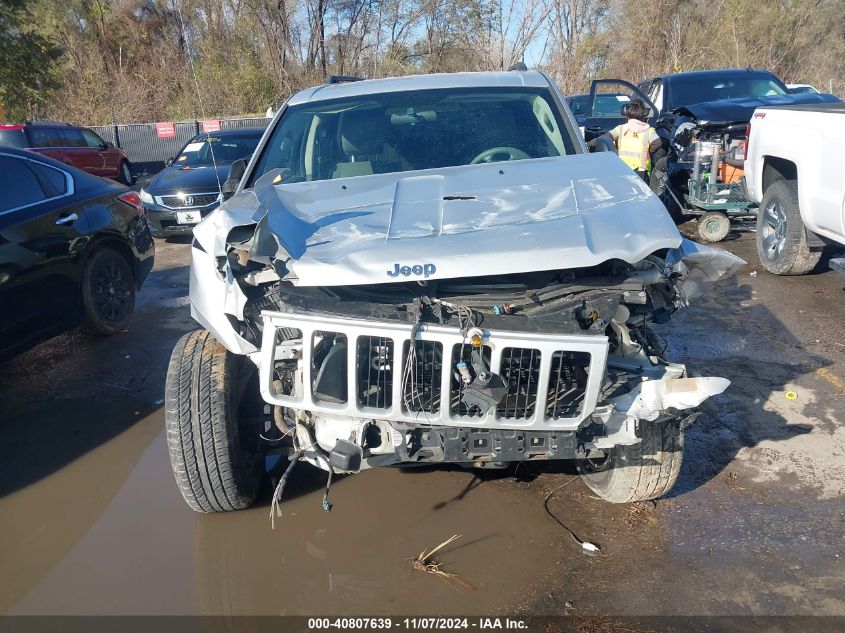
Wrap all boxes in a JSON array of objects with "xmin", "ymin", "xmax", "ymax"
[
  {"xmin": 270, "ymin": 449, "xmax": 303, "ymax": 529},
  {"xmin": 543, "ymin": 477, "xmax": 600, "ymax": 554},
  {"xmin": 176, "ymin": 4, "xmax": 223, "ymax": 196}
]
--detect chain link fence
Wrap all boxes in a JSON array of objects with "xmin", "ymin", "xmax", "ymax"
[{"xmin": 88, "ymin": 117, "xmax": 271, "ymax": 178}]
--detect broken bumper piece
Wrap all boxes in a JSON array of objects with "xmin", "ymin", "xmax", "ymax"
[{"xmin": 256, "ymin": 311, "xmax": 729, "ymax": 474}]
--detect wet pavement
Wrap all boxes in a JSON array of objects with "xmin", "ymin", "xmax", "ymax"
[{"xmin": 1, "ymin": 229, "xmax": 843, "ymax": 620}]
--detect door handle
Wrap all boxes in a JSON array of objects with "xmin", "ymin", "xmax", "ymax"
[{"xmin": 55, "ymin": 213, "xmax": 78, "ymax": 226}]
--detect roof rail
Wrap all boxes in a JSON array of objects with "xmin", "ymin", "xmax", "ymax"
[
  {"xmin": 508, "ymin": 62, "xmax": 528, "ymax": 71},
  {"xmin": 326, "ymin": 75, "xmax": 364, "ymax": 84},
  {"xmin": 25, "ymin": 119, "xmax": 71, "ymax": 126}
]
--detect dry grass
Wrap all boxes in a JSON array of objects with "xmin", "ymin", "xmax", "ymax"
[
  {"xmin": 408, "ymin": 534, "xmax": 474, "ymax": 589},
  {"xmin": 724, "ymin": 470, "xmax": 746, "ymax": 491}
]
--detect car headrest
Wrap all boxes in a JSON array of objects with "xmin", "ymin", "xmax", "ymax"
[{"xmin": 339, "ymin": 109, "xmax": 390, "ymax": 156}]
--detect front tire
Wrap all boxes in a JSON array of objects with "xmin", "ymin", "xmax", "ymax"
[
  {"xmin": 578, "ymin": 420, "xmax": 683, "ymax": 503},
  {"xmin": 756, "ymin": 179, "xmax": 821, "ymax": 275},
  {"xmin": 81, "ymin": 248, "xmax": 135, "ymax": 335},
  {"xmin": 165, "ymin": 330, "xmax": 263, "ymax": 513}
]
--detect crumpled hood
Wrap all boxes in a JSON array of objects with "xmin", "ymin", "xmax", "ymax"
[
  {"xmin": 195, "ymin": 153, "xmax": 683, "ymax": 287},
  {"xmin": 675, "ymin": 92, "xmax": 840, "ymax": 126}
]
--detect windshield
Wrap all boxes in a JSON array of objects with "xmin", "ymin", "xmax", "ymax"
[
  {"xmin": 176, "ymin": 133, "xmax": 261, "ymax": 166},
  {"xmin": 668, "ymin": 73, "xmax": 788, "ymax": 110},
  {"xmin": 249, "ymin": 87, "xmax": 575, "ymax": 185}
]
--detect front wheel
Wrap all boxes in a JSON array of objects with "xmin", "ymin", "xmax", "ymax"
[
  {"xmin": 165, "ymin": 330, "xmax": 264, "ymax": 512},
  {"xmin": 578, "ymin": 420, "xmax": 683, "ymax": 503},
  {"xmin": 756, "ymin": 179, "xmax": 821, "ymax": 275}
]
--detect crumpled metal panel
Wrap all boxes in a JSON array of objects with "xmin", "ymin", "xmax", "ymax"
[{"xmin": 197, "ymin": 153, "xmax": 684, "ymax": 287}]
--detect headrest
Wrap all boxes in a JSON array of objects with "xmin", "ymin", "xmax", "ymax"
[{"xmin": 339, "ymin": 109, "xmax": 390, "ymax": 156}]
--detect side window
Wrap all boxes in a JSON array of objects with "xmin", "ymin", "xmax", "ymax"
[
  {"xmin": 29, "ymin": 128, "xmax": 60, "ymax": 148},
  {"xmin": 592, "ymin": 91, "xmax": 632, "ymax": 118},
  {"xmin": 59, "ymin": 128, "xmax": 86, "ymax": 147},
  {"xmin": 82, "ymin": 129, "xmax": 105, "ymax": 148},
  {"xmin": 29, "ymin": 161, "xmax": 69, "ymax": 196},
  {"xmin": 589, "ymin": 80, "xmax": 658, "ymax": 121},
  {"xmin": 0, "ymin": 156, "xmax": 47, "ymax": 212}
]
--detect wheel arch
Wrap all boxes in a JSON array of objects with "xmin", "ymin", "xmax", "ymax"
[
  {"xmin": 83, "ymin": 232, "xmax": 137, "ymax": 286},
  {"xmin": 762, "ymin": 156, "xmax": 797, "ymax": 194}
]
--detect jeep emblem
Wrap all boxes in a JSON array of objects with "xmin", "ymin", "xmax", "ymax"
[{"xmin": 387, "ymin": 263, "xmax": 436, "ymax": 278}]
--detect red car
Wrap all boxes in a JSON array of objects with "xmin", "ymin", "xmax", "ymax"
[{"xmin": 0, "ymin": 122, "xmax": 134, "ymax": 185}]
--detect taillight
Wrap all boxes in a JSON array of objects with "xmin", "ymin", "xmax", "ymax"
[{"xmin": 117, "ymin": 191, "xmax": 144, "ymax": 215}]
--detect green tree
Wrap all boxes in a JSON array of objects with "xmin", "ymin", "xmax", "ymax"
[{"xmin": 0, "ymin": 0, "xmax": 63, "ymax": 121}]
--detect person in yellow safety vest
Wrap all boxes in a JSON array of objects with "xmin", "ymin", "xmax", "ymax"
[{"xmin": 606, "ymin": 98, "xmax": 660, "ymax": 181}]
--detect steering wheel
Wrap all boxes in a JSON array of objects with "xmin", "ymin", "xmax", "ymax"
[{"xmin": 470, "ymin": 146, "xmax": 531, "ymax": 164}]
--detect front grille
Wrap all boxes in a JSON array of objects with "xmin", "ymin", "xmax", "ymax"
[
  {"xmin": 401, "ymin": 340, "xmax": 442, "ymax": 413},
  {"xmin": 497, "ymin": 348, "xmax": 541, "ymax": 419},
  {"xmin": 357, "ymin": 336, "xmax": 394, "ymax": 409},
  {"xmin": 545, "ymin": 352, "xmax": 590, "ymax": 418},
  {"xmin": 260, "ymin": 312, "xmax": 608, "ymax": 430},
  {"xmin": 450, "ymin": 344, "xmax": 491, "ymax": 417},
  {"xmin": 159, "ymin": 193, "xmax": 219, "ymax": 208}
]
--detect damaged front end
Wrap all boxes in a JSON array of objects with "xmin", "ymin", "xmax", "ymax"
[{"xmin": 190, "ymin": 155, "xmax": 742, "ymax": 477}]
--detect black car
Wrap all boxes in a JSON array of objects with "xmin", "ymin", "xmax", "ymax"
[
  {"xmin": 0, "ymin": 146, "xmax": 154, "ymax": 362},
  {"xmin": 139, "ymin": 128, "xmax": 264, "ymax": 237}
]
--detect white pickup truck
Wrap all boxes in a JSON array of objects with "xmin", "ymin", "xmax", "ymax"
[{"xmin": 744, "ymin": 102, "xmax": 845, "ymax": 275}]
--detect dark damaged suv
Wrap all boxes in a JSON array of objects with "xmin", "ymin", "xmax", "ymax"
[{"xmin": 163, "ymin": 71, "xmax": 743, "ymax": 514}]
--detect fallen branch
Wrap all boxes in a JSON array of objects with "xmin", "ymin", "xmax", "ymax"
[{"xmin": 408, "ymin": 534, "xmax": 473, "ymax": 589}]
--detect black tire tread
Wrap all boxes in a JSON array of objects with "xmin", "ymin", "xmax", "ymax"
[{"xmin": 165, "ymin": 330, "xmax": 259, "ymax": 513}]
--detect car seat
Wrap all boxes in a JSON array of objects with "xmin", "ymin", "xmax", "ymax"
[{"xmin": 332, "ymin": 109, "xmax": 405, "ymax": 178}]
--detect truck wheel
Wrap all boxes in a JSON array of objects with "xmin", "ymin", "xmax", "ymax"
[
  {"xmin": 756, "ymin": 179, "xmax": 821, "ymax": 275},
  {"xmin": 697, "ymin": 212, "xmax": 731, "ymax": 243},
  {"xmin": 81, "ymin": 247, "xmax": 135, "ymax": 335},
  {"xmin": 165, "ymin": 330, "xmax": 263, "ymax": 512},
  {"xmin": 577, "ymin": 420, "xmax": 683, "ymax": 503}
]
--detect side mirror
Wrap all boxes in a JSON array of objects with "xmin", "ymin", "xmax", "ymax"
[
  {"xmin": 165, "ymin": 157, "xmax": 174, "ymax": 167},
  {"xmin": 103, "ymin": 141, "xmax": 114, "ymax": 148},
  {"xmin": 222, "ymin": 159, "xmax": 246, "ymax": 199}
]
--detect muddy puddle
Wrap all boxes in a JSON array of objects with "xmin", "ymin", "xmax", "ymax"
[{"xmin": 1, "ymin": 402, "xmax": 588, "ymax": 615}]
